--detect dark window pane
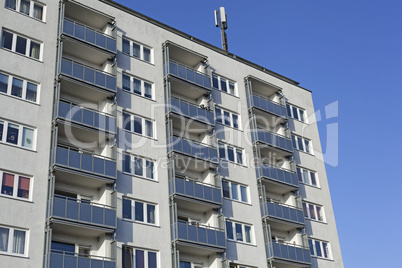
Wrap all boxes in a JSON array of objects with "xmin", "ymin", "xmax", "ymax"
[
  {"xmin": 212, "ymin": 75, "xmax": 219, "ymax": 89},
  {"xmin": 224, "ymin": 111, "xmax": 230, "ymax": 126},
  {"xmin": 7, "ymin": 124, "xmax": 19, "ymax": 144},
  {"xmin": 315, "ymin": 241, "xmax": 322, "ymax": 257},
  {"xmin": 0, "ymin": 227, "xmax": 9, "ymax": 251},
  {"xmin": 146, "ymin": 160, "xmax": 154, "ymax": 179},
  {"xmin": 236, "ymin": 149, "xmax": 243, "ymax": 164},
  {"xmin": 302, "ymin": 203, "xmax": 308, "ymax": 217},
  {"xmin": 292, "ymin": 135, "xmax": 297, "ymax": 148},
  {"xmin": 5, "ymin": 0, "xmax": 16, "ymax": 10},
  {"xmin": 123, "ymin": 154, "xmax": 131, "ymax": 173},
  {"xmin": 148, "ymin": 251, "xmax": 157, "ymax": 268},
  {"xmin": 297, "ymin": 137, "xmax": 304, "ymax": 151},
  {"xmin": 235, "ymin": 223, "xmax": 243, "ymax": 241},
  {"xmin": 231, "ymin": 183, "xmax": 238, "ymax": 200},
  {"xmin": 33, "ymin": 4, "xmax": 43, "ymax": 20},
  {"xmin": 122, "ymin": 198, "xmax": 131, "ymax": 219},
  {"xmin": 286, "ymin": 104, "xmax": 291, "ymax": 117},
  {"xmin": 30, "ymin": 41, "xmax": 40, "ymax": 60},
  {"xmin": 309, "ymin": 204, "xmax": 316, "ymax": 220},
  {"xmin": 232, "ymin": 114, "xmax": 238, "ymax": 129},
  {"xmin": 123, "ymin": 112, "xmax": 131, "ymax": 131},
  {"xmin": 144, "ymin": 82, "xmax": 152, "ymax": 99},
  {"xmin": 227, "ymin": 146, "xmax": 234, "ymax": 162},
  {"xmin": 135, "ymin": 249, "xmax": 145, "ymax": 268},
  {"xmin": 19, "ymin": 0, "xmax": 29, "ymax": 15},
  {"xmin": 1, "ymin": 31, "xmax": 13, "ymax": 50},
  {"xmin": 322, "ymin": 242, "xmax": 328, "ymax": 258},
  {"xmin": 310, "ymin": 172, "xmax": 317, "ymax": 186},
  {"xmin": 226, "ymin": 221, "xmax": 233, "ymax": 239},
  {"xmin": 308, "ymin": 239, "xmax": 314, "ymax": 255},
  {"xmin": 122, "ymin": 74, "xmax": 130, "ymax": 91},
  {"xmin": 220, "ymin": 78, "xmax": 227, "ymax": 92},
  {"xmin": 304, "ymin": 140, "xmax": 310, "ymax": 153},
  {"xmin": 303, "ymin": 170, "xmax": 309, "ymax": 184},
  {"xmin": 244, "ymin": 225, "xmax": 251, "ymax": 243},
  {"xmin": 0, "ymin": 122, "xmax": 3, "ymax": 141},
  {"xmin": 143, "ymin": 47, "xmax": 151, "ymax": 62},
  {"xmin": 1, "ymin": 173, "xmax": 14, "ymax": 196},
  {"xmin": 26, "ymin": 82, "xmax": 37, "ymax": 102},
  {"xmin": 299, "ymin": 110, "xmax": 305, "ymax": 122},
  {"xmin": 229, "ymin": 81, "xmax": 235, "ymax": 95},
  {"xmin": 133, "ymin": 43, "xmax": 140, "ymax": 58},
  {"xmin": 240, "ymin": 186, "xmax": 247, "ymax": 202},
  {"xmin": 215, "ymin": 108, "xmax": 222, "ymax": 123},
  {"xmin": 51, "ymin": 241, "xmax": 75, "ymax": 254},
  {"xmin": 15, "ymin": 36, "xmax": 27, "ymax": 55},
  {"xmin": 147, "ymin": 204, "xmax": 155, "ymax": 224},
  {"xmin": 292, "ymin": 106, "xmax": 299, "ymax": 120},
  {"xmin": 0, "ymin": 73, "xmax": 9, "ymax": 93},
  {"xmin": 122, "ymin": 247, "xmax": 133, "ymax": 268},
  {"xmin": 122, "ymin": 38, "xmax": 130, "ymax": 54},
  {"xmin": 180, "ymin": 261, "xmax": 191, "ymax": 268},
  {"xmin": 135, "ymin": 201, "xmax": 144, "ymax": 222},
  {"xmin": 135, "ymin": 157, "xmax": 143, "ymax": 176},
  {"xmin": 145, "ymin": 120, "xmax": 153, "ymax": 137},
  {"xmin": 297, "ymin": 168, "xmax": 302, "ymax": 182},
  {"xmin": 218, "ymin": 143, "xmax": 225, "ymax": 159},
  {"xmin": 133, "ymin": 78, "xmax": 141, "ymax": 95},
  {"xmin": 222, "ymin": 180, "xmax": 230, "ymax": 198},
  {"xmin": 134, "ymin": 116, "xmax": 142, "ymax": 134}
]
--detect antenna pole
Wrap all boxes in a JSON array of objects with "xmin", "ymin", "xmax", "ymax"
[
  {"xmin": 221, "ymin": 26, "xmax": 228, "ymax": 52},
  {"xmin": 215, "ymin": 7, "xmax": 228, "ymax": 51}
]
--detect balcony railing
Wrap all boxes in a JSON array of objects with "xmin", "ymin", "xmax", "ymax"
[
  {"xmin": 47, "ymin": 250, "xmax": 115, "ymax": 268},
  {"xmin": 266, "ymin": 241, "xmax": 311, "ymax": 265},
  {"xmin": 168, "ymin": 60, "xmax": 211, "ymax": 89},
  {"xmin": 169, "ymin": 177, "xmax": 222, "ymax": 205},
  {"xmin": 53, "ymin": 145, "xmax": 116, "ymax": 179},
  {"xmin": 248, "ymin": 94, "xmax": 287, "ymax": 118},
  {"xmin": 261, "ymin": 201, "xmax": 304, "ymax": 225},
  {"xmin": 60, "ymin": 58, "xmax": 116, "ymax": 92},
  {"xmin": 56, "ymin": 100, "xmax": 116, "ymax": 134},
  {"xmin": 169, "ymin": 97, "xmax": 214, "ymax": 126},
  {"xmin": 50, "ymin": 195, "xmax": 116, "ymax": 229},
  {"xmin": 62, "ymin": 18, "xmax": 117, "ymax": 53},
  {"xmin": 169, "ymin": 136, "xmax": 218, "ymax": 164},
  {"xmin": 172, "ymin": 221, "xmax": 226, "ymax": 249},
  {"xmin": 254, "ymin": 129, "xmax": 293, "ymax": 153},
  {"xmin": 256, "ymin": 165, "xmax": 298, "ymax": 188}
]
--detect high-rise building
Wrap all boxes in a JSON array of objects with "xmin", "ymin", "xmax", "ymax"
[{"xmin": 0, "ymin": 0, "xmax": 343, "ymax": 267}]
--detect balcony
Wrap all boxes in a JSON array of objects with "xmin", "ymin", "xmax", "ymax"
[
  {"xmin": 169, "ymin": 136, "xmax": 218, "ymax": 165},
  {"xmin": 169, "ymin": 97, "xmax": 214, "ymax": 131},
  {"xmin": 261, "ymin": 201, "xmax": 305, "ymax": 228},
  {"xmin": 248, "ymin": 94, "xmax": 287, "ymax": 120},
  {"xmin": 266, "ymin": 241, "xmax": 311, "ymax": 266},
  {"xmin": 257, "ymin": 165, "xmax": 299, "ymax": 194},
  {"xmin": 168, "ymin": 60, "xmax": 211, "ymax": 90},
  {"xmin": 60, "ymin": 58, "xmax": 116, "ymax": 93},
  {"xmin": 62, "ymin": 18, "xmax": 116, "ymax": 54},
  {"xmin": 49, "ymin": 195, "xmax": 116, "ymax": 230},
  {"xmin": 254, "ymin": 129, "xmax": 293, "ymax": 154},
  {"xmin": 52, "ymin": 145, "xmax": 116, "ymax": 180},
  {"xmin": 56, "ymin": 100, "xmax": 116, "ymax": 134},
  {"xmin": 172, "ymin": 221, "xmax": 226, "ymax": 252},
  {"xmin": 47, "ymin": 251, "xmax": 115, "ymax": 268},
  {"xmin": 169, "ymin": 177, "xmax": 222, "ymax": 208}
]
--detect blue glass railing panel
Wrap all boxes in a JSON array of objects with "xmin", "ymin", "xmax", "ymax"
[
  {"xmin": 255, "ymin": 130, "xmax": 293, "ymax": 152},
  {"xmin": 251, "ymin": 94, "xmax": 287, "ymax": 118},
  {"xmin": 171, "ymin": 177, "xmax": 222, "ymax": 205},
  {"xmin": 169, "ymin": 97, "xmax": 214, "ymax": 125},
  {"xmin": 174, "ymin": 222, "xmax": 226, "ymax": 249},
  {"xmin": 48, "ymin": 252, "xmax": 116, "ymax": 268},
  {"xmin": 168, "ymin": 60, "xmax": 211, "ymax": 89},
  {"xmin": 170, "ymin": 136, "xmax": 218, "ymax": 164},
  {"xmin": 266, "ymin": 242, "xmax": 311, "ymax": 264},
  {"xmin": 63, "ymin": 18, "xmax": 117, "ymax": 53},
  {"xmin": 262, "ymin": 202, "xmax": 305, "ymax": 225},
  {"xmin": 259, "ymin": 165, "xmax": 298, "ymax": 187}
]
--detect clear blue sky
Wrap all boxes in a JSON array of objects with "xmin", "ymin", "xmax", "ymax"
[{"xmin": 115, "ymin": 0, "xmax": 402, "ymax": 266}]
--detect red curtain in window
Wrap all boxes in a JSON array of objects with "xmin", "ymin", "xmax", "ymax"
[
  {"xmin": 18, "ymin": 177, "xmax": 30, "ymax": 191},
  {"xmin": 2, "ymin": 173, "xmax": 14, "ymax": 187}
]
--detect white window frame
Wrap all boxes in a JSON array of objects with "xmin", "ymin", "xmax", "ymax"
[
  {"xmin": 1, "ymin": 29, "xmax": 42, "ymax": 61},
  {"xmin": 0, "ymin": 170, "xmax": 32, "ymax": 201},
  {"xmin": 122, "ymin": 197, "xmax": 157, "ymax": 225},
  {"xmin": 286, "ymin": 103, "xmax": 307, "ymax": 123},
  {"xmin": 226, "ymin": 220, "xmax": 253, "ymax": 244},
  {"xmin": 218, "ymin": 142, "xmax": 244, "ymax": 165},
  {"xmin": 212, "ymin": 74, "xmax": 237, "ymax": 96},
  {"xmin": 122, "ymin": 111, "xmax": 155, "ymax": 139},
  {"xmin": 122, "ymin": 153, "xmax": 156, "ymax": 181},
  {"xmin": 0, "ymin": 71, "xmax": 39, "ymax": 103},
  {"xmin": 122, "ymin": 246, "xmax": 158, "ymax": 268},
  {"xmin": 122, "ymin": 37, "xmax": 153, "ymax": 63},
  {"xmin": 309, "ymin": 238, "xmax": 331, "ymax": 260},
  {"xmin": 297, "ymin": 166, "xmax": 319, "ymax": 187},
  {"xmin": 302, "ymin": 201, "xmax": 325, "ymax": 222},
  {"xmin": 4, "ymin": 0, "xmax": 46, "ymax": 21},
  {"xmin": 0, "ymin": 225, "xmax": 28, "ymax": 256},
  {"xmin": 221, "ymin": 179, "xmax": 249, "ymax": 203},
  {"xmin": 292, "ymin": 134, "xmax": 313, "ymax": 154},
  {"xmin": 215, "ymin": 106, "xmax": 240, "ymax": 129},
  {"xmin": 122, "ymin": 73, "xmax": 154, "ymax": 100},
  {"xmin": 0, "ymin": 119, "xmax": 36, "ymax": 150}
]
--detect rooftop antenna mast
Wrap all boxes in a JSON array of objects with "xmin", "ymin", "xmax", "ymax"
[{"xmin": 214, "ymin": 7, "xmax": 228, "ymax": 51}]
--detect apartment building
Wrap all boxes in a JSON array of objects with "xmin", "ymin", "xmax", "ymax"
[{"xmin": 0, "ymin": 0, "xmax": 343, "ymax": 268}]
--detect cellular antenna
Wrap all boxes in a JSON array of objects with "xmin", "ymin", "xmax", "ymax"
[{"xmin": 214, "ymin": 7, "xmax": 228, "ymax": 51}]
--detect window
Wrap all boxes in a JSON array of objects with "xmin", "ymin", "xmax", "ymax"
[
  {"xmin": 226, "ymin": 220, "xmax": 253, "ymax": 244},
  {"xmin": 0, "ymin": 170, "xmax": 31, "ymax": 200},
  {"xmin": 303, "ymin": 202, "xmax": 325, "ymax": 222},
  {"xmin": 5, "ymin": 0, "xmax": 45, "ymax": 21},
  {"xmin": 297, "ymin": 167, "xmax": 318, "ymax": 187},
  {"xmin": 0, "ymin": 72, "xmax": 39, "ymax": 102},
  {"xmin": 122, "ymin": 74, "xmax": 153, "ymax": 100},
  {"xmin": 1, "ymin": 30, "xmax": 42, "ymax": 60},
  {"xmin": 122, "ymin": 37, "xmax": 153, "ymax": 63},
  {"xmin": 308, "ymin": 238, "xmax": 331, "ymax": 259},
  {"xmin": 286, "ymin": 103, "xmax": 307, "ymax": 123},
  {"xmin": 212, "ymin": 74, "xmax": 236, "ymax": 96},
  {"xmin": 230, "ymin": 264, "xmax": 253, "ymax": 268},
  {"xmin": 218, "ymin": 142, "xmax": 244, "ymax": 164},
  {"xmin": 123, "ymin": 198, "xmax": 156, "ymax": 224},
  {"xmin": 180, "ymin": 261, "xmax": 204, "ymax": 268},
  {"xmin": 215, "ymin": 107, "xmax": 240, "ymax": 129},
  {"xmin": 0, "ymin": 119, "xmax": 35, "ymax": 149},
  {"xmin": 123, "ymin": 112, "xmax": 154, "ymax": 138},
  {"xmin": 122, "ymin": 246, "xmax": 157, "ymax": 268},
  {"xmin": 0, "ymin": 226, "xmax": 27, "ymax": 255},
  {"xmin": 222, "ymin": 179, "xmax": 248, "ymax": 203},
  {"xmin": 123, "ymin": 153, "xmax": 155, "ymax": 180},
  {"xmin": 292, "ymin": 134, "xmax": 312, "ymax": 154}
]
